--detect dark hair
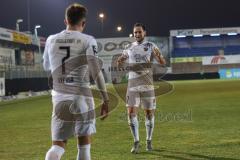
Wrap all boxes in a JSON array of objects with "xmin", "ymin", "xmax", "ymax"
[
  {"xmin": 65, "ymin": 3, "xmax": 87, "ymax": 26},
  {"xmin": 134, "ymin": 23, "xmax": 146, "ymax": 31}
]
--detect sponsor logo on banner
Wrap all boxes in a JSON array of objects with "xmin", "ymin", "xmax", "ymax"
[
  {"xmin": 12, "ymin": 32, "xmax": 31, "ymax": 44},
  {"xmin": 177, "ymin": 30, "xmax": 194, "ymax": 36},
  {"xmin": 203, "ymin": 55, "xmax": 240, "ymax": 65},
  {"xmin": 103, "ymin": 41, "xmax": 132, "ymax": 52},
  {"xmin": 0, "ymin": 28, "xmax": 13, "ymax": 41},
  {"xmin": 0, "ymin": 33, "xmax": 12, "ymax": 41},
  {"xmin": 219, "ymin": 68, "xmax": 240, "ymax": 79},
  {"xmin": 171, "ymin": 57, "xmax": 202, "ymax": 63},
  {"xmin": 171, "ymin": 27, "xmax": 240, "ymax": 37},
  {"xmin": 97, "ymin": 37, "xmax": 168, "ymax": 54}
]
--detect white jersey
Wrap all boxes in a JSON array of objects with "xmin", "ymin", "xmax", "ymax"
[
  {"xmin": 43, "ymin": 30, "xmax": 98, "ymax": 103},
  {"xmin": 122, "ymin": 41, "xmax": 160, "ymax": 80}
]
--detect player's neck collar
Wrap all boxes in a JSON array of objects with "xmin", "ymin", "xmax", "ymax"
[{"xmin": 136, "ymin": 40, "xmax": 146, "ymax": 45}]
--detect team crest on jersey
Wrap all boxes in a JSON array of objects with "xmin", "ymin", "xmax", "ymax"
[{"xmin": 143, "ymin": 42, "xmax": 152, "ymax": 52}]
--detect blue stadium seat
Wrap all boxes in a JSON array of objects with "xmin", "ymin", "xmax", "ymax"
[{"xmin": 172, "ymin": 46, "xmax": 240, "ymax": 57}]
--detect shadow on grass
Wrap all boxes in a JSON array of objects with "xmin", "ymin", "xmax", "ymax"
[{"xmin": 137, "ymin": 149, "xmax": 240, "ymax": 160}]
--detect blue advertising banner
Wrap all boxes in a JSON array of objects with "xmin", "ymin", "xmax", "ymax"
[{"xmin": 219, "ymin": 68, "xmax": 240, "ymax": 79}]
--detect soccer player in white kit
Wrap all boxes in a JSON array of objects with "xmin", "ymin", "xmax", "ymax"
[
  {"xmin": 43, "ymin": 3, "xmax": 109, "ymax": 160},
  {"xmin": 117, "ymin": 23, "xmax": 166, "ymax": 153}
]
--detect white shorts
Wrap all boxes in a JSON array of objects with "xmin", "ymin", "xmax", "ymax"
[
  {"xmin": 51, "ymin": 96, "xmax": 96, "ymax": 141},
  {"xmin": 126, "ymin": 85, "xmax": 156, "ymax": 110}
]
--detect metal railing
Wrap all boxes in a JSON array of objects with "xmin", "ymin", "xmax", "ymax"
[{"xmin": 0, "ymin": 63, "xmax": 47, "ymax": 79}]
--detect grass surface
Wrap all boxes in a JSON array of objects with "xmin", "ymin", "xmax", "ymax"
[{"xmin": 0, "ymin": 79, "xmax": 240, "ymax": 160}]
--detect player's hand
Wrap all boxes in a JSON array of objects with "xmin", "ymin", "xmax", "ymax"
[
  {"xmin": 153, "ymin": 47, "xmax": 166, "ymax": 65},
  {"xmin": 116, "ymin": 55, "xmax": 127, "ymax": 67},
  {"xmin": 100, "ymin": 100, "xmax": 109, "ymax": 120},
  {"xmin": 116, "ymin": 58, "xmax": 123, "ymax": 67}
]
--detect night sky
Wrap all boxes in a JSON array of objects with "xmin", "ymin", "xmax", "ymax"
[{"xmin": 1, "ymin": 0, "xmax": 240, "ymax": 38}]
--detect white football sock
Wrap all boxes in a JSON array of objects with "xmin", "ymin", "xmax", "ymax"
[
  {"xmin": 77, "ymin": 144, "xmax": 91, "ymax": 160},
  {"xmin": 45, "ymin": 145, "xmax": 65, "ymax": 160},
  {"xmin": 145, "ymin": 116, "xmax": 155, "ymax": 141},
  {"xmin": 128, "ymin": 115, "xmax": 139, "ymax": 142}
]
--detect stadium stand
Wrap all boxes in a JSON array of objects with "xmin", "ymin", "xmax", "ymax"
[
  {"xmin": 170, "ymin": 27, "xmax": 240, "ymax": 75},
  {"xmin": 1, "ymin": 26, "xmax": 240, "ymax": 96}
]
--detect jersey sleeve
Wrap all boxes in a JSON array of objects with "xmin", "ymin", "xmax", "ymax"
[
  {"xmin": 86, "ymin": 37, "xmax": 109, "ymax": 101},
  {"xmin": 86, "ymin": 36, "xmax": 101, "ymax": 77},
  {"xmin": 86, "ymin": 37, "xmax": 98, "ymax": 57},
  {"xmin": 42, "ymin": 36, "xmax": 51, "ymax": 71}
]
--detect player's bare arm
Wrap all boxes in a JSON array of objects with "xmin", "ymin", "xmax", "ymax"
[{"xmin": 88, "ymin": 56, "xmax": 109, "ymax": 120}]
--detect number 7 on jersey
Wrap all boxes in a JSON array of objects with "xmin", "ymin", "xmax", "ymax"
[{"xmin": 59, "ymin": 46, "xmax": 70, "ymax": 74}]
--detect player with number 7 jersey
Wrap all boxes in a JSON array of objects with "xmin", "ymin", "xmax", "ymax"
[{"xmin": 43, "ymin": 3, "xmax": 109, "ymax": 160}]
